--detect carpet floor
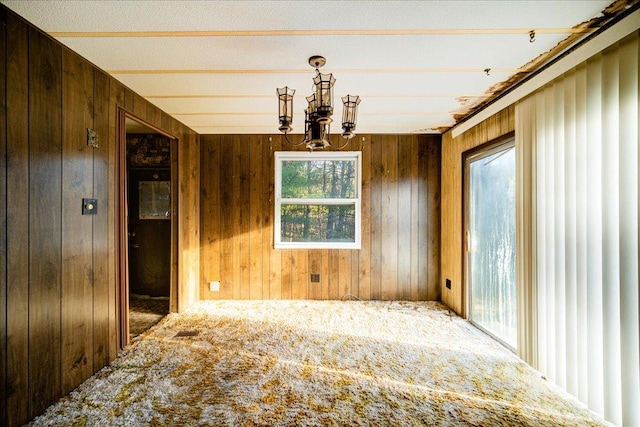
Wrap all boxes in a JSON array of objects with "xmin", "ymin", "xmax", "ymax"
[
  {"xmin": 129, "ymin": 294, "xmax": 169, "ymax": 340},
  {"xmin": 29, "ymin": 300, "xmax": 609, "ymax": 426}
]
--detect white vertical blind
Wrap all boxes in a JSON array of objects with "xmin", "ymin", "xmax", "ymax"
[{"xmin": 516, "ymin": 31, "xmax": 640, "ymax": 426}]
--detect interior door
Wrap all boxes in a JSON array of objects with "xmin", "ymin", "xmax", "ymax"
[
  {"xmin": 465, "ymin": 140, "xmax": 517, "ymax": 349},
  {"xmin": 128, "ymin": 168, "xmax": 171, "ymax": 297}
]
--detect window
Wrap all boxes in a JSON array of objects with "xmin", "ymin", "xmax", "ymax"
[
  {"xmin": 275, "ymin": 151, "xmax": 361, "ymax": 249},
  {"xmin": 465, "ymin": 139, "xmax": 516, "ymax": 350}
]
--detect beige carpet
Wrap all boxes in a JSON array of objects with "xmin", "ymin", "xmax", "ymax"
[{"xmin": 30, "ymin": 300, "xmax": 609, "ymax": 426}]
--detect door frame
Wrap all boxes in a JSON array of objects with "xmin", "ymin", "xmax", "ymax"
[
  {"xmin": 117, "ymin": 108, "xmax": 178, "ymax": 350},
  {"xmin": 462, "ymin": 132, "xmax": 515, "ymax": 345}
]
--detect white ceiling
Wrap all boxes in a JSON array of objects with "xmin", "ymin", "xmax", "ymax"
[{"xmin": 1, "ymin": 0, "xmax": 616, "ymax": 135}]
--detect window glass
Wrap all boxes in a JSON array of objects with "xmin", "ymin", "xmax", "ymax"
[
  {"xmin": 275, "ymin": 152, "xmax": 361, "ymax": 249},
  {"xmin": 466, "ymin": 142, "xmax": 516, "ymax": 349}
]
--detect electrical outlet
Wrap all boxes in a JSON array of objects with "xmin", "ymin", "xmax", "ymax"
[
  {"xmin": 87, "ymin": 128, "xmax": 98, "ymax": 147},
  {"xmin": 445, "ymin": 279, "xmax": 452, "ymax": 289},
  {"xmin": 209, "ymin": 281, "xmax": 220, "ymax": 292},
  {"xmin": 310, "ymin": 273, "xmax": 320, "ymax": 283}
]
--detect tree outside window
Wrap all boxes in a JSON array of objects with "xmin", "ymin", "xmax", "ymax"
[{"xmin": 275, "ymin": 152, "xmax": 361, "ymax": 249}]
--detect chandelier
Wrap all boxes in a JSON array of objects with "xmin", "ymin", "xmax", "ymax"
[{"xmin": 277, "ymin": 56, "xmax": 361, "ymax": 151}]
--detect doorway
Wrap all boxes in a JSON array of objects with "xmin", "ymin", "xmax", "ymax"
[
  {"xmin": 464, "ymin": 137, "xmax": 517, "ymax": 350},
  {"xmin": 119, "ymin": 112, "xmax": 177, "ymax": 347}
]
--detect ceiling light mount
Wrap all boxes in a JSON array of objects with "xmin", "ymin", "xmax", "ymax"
[
  {"xmin": 277, "ymin": 56, "xmax": 361, "ymax": 151},
  {"xmin": 308, "ymin": 55, "xmax": 326, "ymax": 68}
]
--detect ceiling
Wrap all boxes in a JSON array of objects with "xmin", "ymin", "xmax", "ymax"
[{"xmin": 1, "ymin": 0, "xmax": 621, "ymax": 135}]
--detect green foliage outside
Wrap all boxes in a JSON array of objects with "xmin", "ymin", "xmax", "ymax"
[{"xmin": 280, "ymin": 160, "xmax": 356, "ymax": 242}]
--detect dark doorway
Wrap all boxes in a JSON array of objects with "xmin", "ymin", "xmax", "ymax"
[{"xmin": 124, "ymin": 117, "xmax": 174, "ymax": 342}]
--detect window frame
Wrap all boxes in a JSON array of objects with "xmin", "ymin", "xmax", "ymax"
[{"xmin": 274, "ymin": 151, "xmax": 362, "ymax": 249}]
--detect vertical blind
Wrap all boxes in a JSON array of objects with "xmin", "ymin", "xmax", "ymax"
[{"xmin": 515, "ymin": 31, "xmax": 639, "ymax": 426}]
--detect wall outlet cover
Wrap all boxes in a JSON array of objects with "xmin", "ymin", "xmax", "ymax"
[
  {"xmin": 209, "ymin": 281, "xmax": 221, "ymax": 292},
  {"xmin": 87, "ymin": 128, "xmax": 99, "ymax": 148}
]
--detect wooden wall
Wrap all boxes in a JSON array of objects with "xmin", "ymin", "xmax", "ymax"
[
  {"xmin": 0, "ymin": 7, "xmax": 200, "ymax": 425},
  {"xmin": 200, "ymin": 134, "xmax": 441, "ymax": 301},
  {"xmin": 440, "ymin": 106, "xmax": 514, "ymax": 315}
]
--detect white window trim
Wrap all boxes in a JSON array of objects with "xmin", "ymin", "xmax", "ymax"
[{"xmin": 274, "ymin": 151, "xmax": 362, "ymax": 250}]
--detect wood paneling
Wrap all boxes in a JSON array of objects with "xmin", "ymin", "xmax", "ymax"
[
  {"xmin": 107, "ymin": 78, "xmax": 125, "ymax": 360},
  {"xmin": 440, "ymin": 106, "xmax": 514, "ymax": 315},
  {"xmin": 61, "ymin": 48, "xmax": 94, "ymax": 395},
  {"xmin": 0, "ymin": 8, "xmax": 7, "ymax": 424},
  {"xmin": 28, "ymin": 26, "xmax": 63, "ymax": 418},
  {"xmin": 93, "ymin": 70, "xmax": 111, "ymax": 372},
  {"xmin": 177, "ymin": 130, "xmax": 200, "ymax": 311},
  {"xmin": 424, "ymin": 137, "xmax": 442, "ymax": 301},
  {"xmin": 5, "ymin": 12, "xmax": 29, "ymax": 425},
  {"xmin": 1, "ymin": 6, "xmax": 200, "ymax": 425},
  {"xmin": 200, "ymin": 134, "xmax": 441, "ymax": 301}
]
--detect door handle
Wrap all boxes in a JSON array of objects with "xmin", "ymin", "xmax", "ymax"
[{"xmin": 465, "ymin": 231, "xmax": 471, "ymax": 253}]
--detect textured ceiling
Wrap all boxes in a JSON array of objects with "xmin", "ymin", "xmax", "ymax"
[{"xmin": 1, "ymin": 0, "xmax": 618, "ymax": 135}]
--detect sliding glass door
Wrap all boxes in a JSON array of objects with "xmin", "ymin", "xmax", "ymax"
[{"xmin": 465, "ymin": 140, "xmax": 516, "ymax": 349}]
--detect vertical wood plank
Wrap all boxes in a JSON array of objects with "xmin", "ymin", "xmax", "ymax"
[
  {"xmin": 409, "ymin": 136, "xmax": 420, "ymax": 301},
  {"xmin": 5, "ymin": 12, "xmax": 29, "ymax": 425},
  {"xmin": 107, "ymin": 78, "xmax": 125, "ymax": 360},
  {"xmin": 249, "ymin": 135, "xmax": 263, "ymax": 299},
  {"xmin": 425, "ymin": 135, "xmax": 442, "ymax": 301},
  {"xmin": 261, "ymin": 136, "xmax": 273, "ymax": 299},
  {"xmin": 61, "ymin": 48, "xmax": 95, "ymax": 395},
  {"xmin": 177, "ymin": 128, "xmax": 200, "ymax": 310},
  {"xmin": 123, "ymin": 88, "xmax": 134, "ymax": 112},
  {"xmin": 351, "ymin": 248, "xmax": 359, "ymax": 298},
  {"xmin": 0, "ymin": 8, "xmax": 7, "ymax": 424},
  {"xmin": 320, "ymin": 249, "xmax": 330, "ymax": 300},
  {"xmin": 220, "ymin": 136, "xmax": 235, "ymax": 299},
  {"xmin": 358, "ymin": 135, "xmax": 371, "ymax": 300},
  {"xmin": 200, "ymin": 135, "xmax": 222, "ymax": 299},
  {"xmin": 327, "ymin": 250, "xmax": 340, "ymax": 299},
  {"xmin": 230, "ymin": 136, "xmax": 242, "ymax": 298},
  {"xmin": 145, "ymin": 103, "xmax": 161, "ymax": 130},
  {"xmin": 381, "ymin": 135, "xmax": 398, "ymax": 300},
  {"xmin": 292, "ymin": 250, "xmax": 308, "ymax": 299},
  {"xmin": 338, "ymin": 250, "xmax": 351, "ymax": 299},
  {"xmin": 131, "ymin": 92, "xmax": 146, "ymax": 118},
  {"xmin": 28, "ymin": 27, "xmax": 62, "ymax": 417},
  {"xmin": 238, "ymin": 136, "xmax": 250, "ymax": 299},
  {"xmin": 92, "ymin": 70, "xmax": 110, "ymax": 371},
  {"xmin": 269, "ymin": 137, "xmax": 282, "ymax": 299},
  {"xmin": 418, "ymin": 136, "xmax": 431, "ymax": 300},
  {"xmin": 281, "ymin": 250, "xmax": 292, "ymax": 299},
  {"xmin": 397, "ymin": 135, "xmax": 413, "ymax": 300},
  {"xmin": 369, "ymin": 136, "xmax": 383, "ymax": 299},
  {"xmin": 161, "ymin": 112, "xmax": 173, "ymax": 134}
]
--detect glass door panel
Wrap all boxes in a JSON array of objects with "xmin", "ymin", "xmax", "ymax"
[{"xmin": 466, "ymin": 141, "xmax": 517, "ymax": 349}]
